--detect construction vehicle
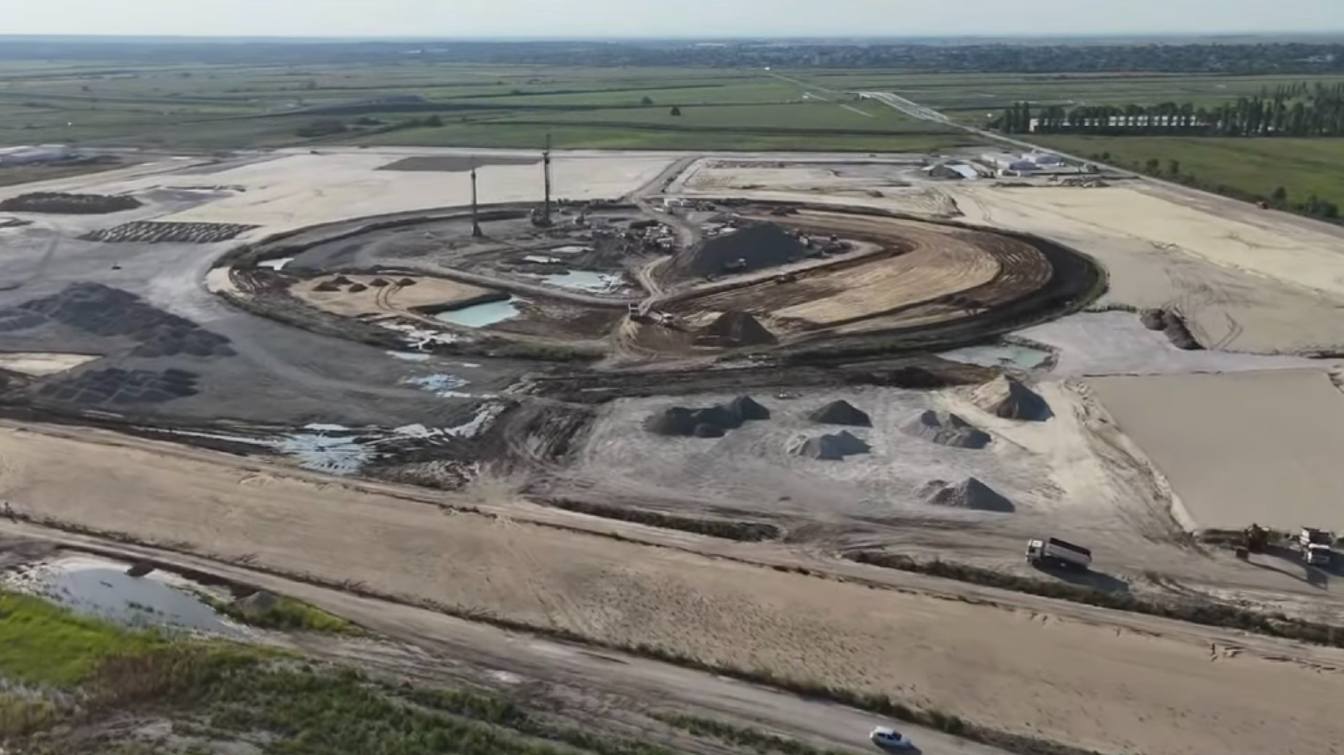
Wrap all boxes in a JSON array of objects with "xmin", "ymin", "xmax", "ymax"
[
  {"xmin": 1299, "ymin": 527, "xmax": 1334, "ymax": 567},
  {"xmin": 1025, "ymin": 537, "xmax": 1092, "ymax": 571},
  {"xmin": 1243, "ymin": 523, "xmax": 1269, "ymax": 554}
]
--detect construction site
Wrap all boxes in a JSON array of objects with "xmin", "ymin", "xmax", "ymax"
[{"xmin": 3, "ymin": 140, "xmax": 1344, "ymax": 755}]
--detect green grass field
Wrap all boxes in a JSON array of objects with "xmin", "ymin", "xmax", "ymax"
[
  {"xmin": 0, "ymin": 61, "xmax": 967, "ymax": 152},
  {"xmin": 1034, "ymin": 135, "xmax": 1344, "ymax": 209}
]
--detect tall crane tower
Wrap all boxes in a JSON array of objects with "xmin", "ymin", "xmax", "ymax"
[
  {"xmin": 532, "ymin": 134, "xmax": 554, "ymax": 227},
  {"xmin": 470, "ymin": 162, "xmax": 483, "ymax": 238}
]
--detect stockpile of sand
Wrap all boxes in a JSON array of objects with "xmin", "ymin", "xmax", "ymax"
[
  {"xmin": 695, "ymin": 311, "xmax": 778, "ymax": 347},
  {"xmin": 901, "ymin": 410, "xmax": 991, "ymax": 449},
  {"xmin": 791, "ymin": 430, "xmax": 870, "ymax": 461},
  {"xmin": 1140, "ymin": 308, "xmax": 1202, "ymax": 351},
  {"xmin": 645, "ymin": 395, "xmax": 770, "ymax": 438},
  {"xmin": 923, "ymin": 477, "xmax": 1015, "ymax": 512},
  {"xmin": 971, "ymin": 377, "xmax": 1052, "ymax": 421},
  {"xmin": 679, "ymin": 222, "xmax": 805, "ymax": 277},
  {"xmin": 809, "ymin": 400, "xmax": 872, "ymax": 427}
]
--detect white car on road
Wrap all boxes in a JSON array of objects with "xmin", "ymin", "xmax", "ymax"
[{"xmin": 870, "ymin": 726, "xmax": 916, "ymax": 751}]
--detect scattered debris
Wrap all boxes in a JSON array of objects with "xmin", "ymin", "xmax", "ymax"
[{"xmin": 83, "ymin": 220, "xmax": 257, "ymax": 244}]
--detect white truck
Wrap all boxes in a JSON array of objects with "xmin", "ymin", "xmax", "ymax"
[
  {"xmin": 1026, "ymin": 537, "xmax": 1092, "ymax": 571},
  {"xmin": 1299, "ymin": 528, "xmax": 1334, "ymax": 567}
]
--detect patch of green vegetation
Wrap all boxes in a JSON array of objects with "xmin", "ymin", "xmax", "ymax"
[
  {"xmin": 203, "ymin": 592, "xmax": 356, "ymax": 634},
  {"xmin": 0, "ymin": 590, "xmax": 163, "ymax": 686},
  {"xmin": 1033, "ymin": 135, "xmax": 1344, "ymax": 220}
]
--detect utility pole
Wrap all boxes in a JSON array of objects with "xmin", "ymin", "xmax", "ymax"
[{"xmin": 470, "ymin": 162, "xmax": 483, "ymax": 238}]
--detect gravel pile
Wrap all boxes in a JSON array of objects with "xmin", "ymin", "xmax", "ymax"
[
  {"xmin": 972, "ymin": 377, "xmax": 1052, "ymax": 421},
  {"xmin": 902, "ymin": 410, "xmax": 991, "ymax": 449},
  {"xmin": 645, "ymin": 394, "xmax": 771, "ymax": 438},
  {"xmin": 791, "ymin": 430, "xmax": 871, "ymax": 461},
  {"xmin": 924, "ymin": 477, "xmax": 1015, "ymax": 512},
  {"xmin": 809, "ymin": 399, "xmax": 872, "ymax": 427}
]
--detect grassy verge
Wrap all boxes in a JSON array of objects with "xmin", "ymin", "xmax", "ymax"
[
  {"xmin": 13, "ymin": 514, "xmax": 1097, "ymax": 755},
  {"xmin": 1, "ymin": 589, "xmax": 675, "ymax": 755},
  {"xmin": 543, "ymin": 498, "xmax": 781, "ymax": 542},
  {"xmin": 201, "ymin": 592, "xmax": 356, "ymax": 634},
  {"xmin": 847, "ymin": 550, "xmax": 1344, "ymax": 649}
]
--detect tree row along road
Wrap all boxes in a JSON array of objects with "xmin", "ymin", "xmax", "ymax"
[{"xmin": 0, "ymin": 518, "xmax": 1007, "ymax": 755}]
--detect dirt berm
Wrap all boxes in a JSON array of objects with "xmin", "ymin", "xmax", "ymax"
[{"xmin": 971, "ymin": 377, "xmax": 1051, "ymax": 421}]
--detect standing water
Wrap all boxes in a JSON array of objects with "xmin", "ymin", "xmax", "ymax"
[{"xmin": 434, "ymin": 297, "xmax": 523, "ymax": 328}]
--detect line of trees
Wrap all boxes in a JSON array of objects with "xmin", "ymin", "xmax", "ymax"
[{"xmin": 998, "ymin": 82, "xmax": 1344, "ymax": 136}]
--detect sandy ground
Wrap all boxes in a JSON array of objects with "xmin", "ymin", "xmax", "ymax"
[
  {"xmin": 945, "ymin": 184, "xmax": 1344, "ymax": 354},
  {"xmin": 0, "ymin": 149, "xmax": 674, "ymax": 235},
  {"xmin": 291, "ymin": 274, "xmax": 496, "ymax": 318},
  {"xmin": 1090, "ymin": 369, "xmax": 1344, "ymax": 532},
  {"xmin": 2, "ymin": 422, "xmax": 1343, "ymax": 755},
  {"xmin": 1018, "ymin": 312, "xmax": 1332, "ymax": 376},
  {"xmin": 0, "ymin": 352, "xmax": 101, "ymax": 376}
]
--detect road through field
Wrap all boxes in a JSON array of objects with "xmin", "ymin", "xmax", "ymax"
[
  {"xmin": 3, "ymin": 421, "xmax": 1344, "ymax": 754},
  {"xmin": 0, "ymin": 518, "xmax": 1008, "ymax": 755}
]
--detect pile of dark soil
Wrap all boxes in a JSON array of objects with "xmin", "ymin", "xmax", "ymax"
[
  {"xmin": 36, "ymin": 367, "xmax": 199, "ymax": 405},
  {"xmin": 0, "ymin": 192, "xmax": 141, "ymax": 214},
  {"xmin": 792, "ymin": 430, "xmax": 870, "ymax": 461},
  {"xmin": 15, "ymin": 283, "xmax": 233, "ymax": 358},
  {"xmin": 1139, "ymin": 308, "xmax": 1203, "ymax": 350},
  {"xmin": 695, "ymin": 311, "xmax": 777, "ymax": 348},
  {"xmin": 924, "ymin": 477, "xmax": 1015, "ymax": 512},
  {"xmin": 645, "ymin": 394, "xmax": 771, "ymax": 438},
  {"xmin": 902, "ymin": 410, "xmax": 991, "ymax": 449},
  {"xmin": 972, "ymin": 377, "xmax": 1051, "ymax": 421},
  {"xmin": 680, "ymin": 222, "xmax": 804, "ymax": 277},
  {"xmin": 0, "ymin": 217, "xmax": 33, "ymax": 228},
  {"xmin": 809, "ymin": 400, "xmax": 872, "ymax": 427}
]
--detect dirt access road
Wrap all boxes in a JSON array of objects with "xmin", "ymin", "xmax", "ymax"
[
  {"xmin": 3, "ymin": 420, "xmax": 1344, "ymax": 755},
  {"xmin": 0, "ymin": 519, "xmax": 1005, "ymax": 755}
]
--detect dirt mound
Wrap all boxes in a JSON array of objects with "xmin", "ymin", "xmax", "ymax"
[
  {"xmin": 972, "ymin": 377, "xmax": 1051, "ymax": 421},
  {"xmin": 693, "ymin": 423, "xmax": 726, "ymax": 438},
  {"xmin": 792, "ymin": 430, "xmax": 871, "ymax": 461},
  {"xmin": 232, "ymin": 590, "xmax": 279, "ymax": 618},
  {"xmin": 727, "ymin": 395, "xmax": 770, "ymax": 421},
  {"xmin": 902, "ymin": 410, "xmax": 991, "ymax": 449},
  {"xmin": 925, "ymin": 477, "xmax": 1015, "ymax": 512},
  {"xmin": 1138, "ymin": 308, "xmax": 1203, "ymax": 350},
  {"xmin": 646, "ymin": 396, "xmax": 771, "ymax": 437},
  {"xmin": 809, "ymin": 400, "xmax": 872, "ymax": 427},
  {"xmin": 0, "ymin": 192, "xmax": 141, "ymax": 214},
  {"xmin": 680, "ymin": 222, "xmax": 805, "ymax": 277},
  {"xmin": 695, "ymin": 311, "xmax": 777, "ymax": 347},
  {"xmin": 14, "ymin": 283, "xmax": 233, "ymax": 358}
]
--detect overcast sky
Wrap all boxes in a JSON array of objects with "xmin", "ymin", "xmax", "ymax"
[{"xmin": 7, "ymin": 0, "xmax": 1343, "ymax": 38}]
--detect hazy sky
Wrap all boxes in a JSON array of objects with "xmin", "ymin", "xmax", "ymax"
[{"xmin": 7, "ymin": 0, "xmax": 1343, "ymax": 38}]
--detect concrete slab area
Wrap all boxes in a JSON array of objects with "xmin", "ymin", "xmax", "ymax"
[{"xmin": 1089, "ymin": 369, "xmax": 1344, "ymax": 532}]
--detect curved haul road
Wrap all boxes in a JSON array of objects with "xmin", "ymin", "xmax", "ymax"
[{"xmin": 0, "ymin": 519, "xmax": 1007, "ymax": 755}]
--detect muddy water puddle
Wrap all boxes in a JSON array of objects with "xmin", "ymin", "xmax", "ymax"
[
  {"xmin": 530, "ymin": 270, "xmax": 624, "ymax": 294},
  {"xmin": 433, "ymin": 297, "xmax": 522, "ymax": 328},
  {"xmin": 939, "ymin": 342, "xmax": 1052, "ymax": 371},
  {"xmin": 5, "ymin": 555, "xmax": 248, "ymax": 638}
]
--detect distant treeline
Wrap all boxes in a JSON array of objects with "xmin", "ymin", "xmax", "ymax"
[
  {"xmin": 1, "ymin": 36, "xmax": 1343, "ymax": 74},
  {"xmin": 999, "ymin": 82, "xmax": 1344, "ymax": 136}
]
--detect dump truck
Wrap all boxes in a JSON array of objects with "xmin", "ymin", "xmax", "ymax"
[
  {"xmin": 1299, "ymin": 528, "xmax": 1334, "ymax": 567},
  {"xmin": 1026, "ymin": 537, "xmax": 1092, "ymax": 570}
]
